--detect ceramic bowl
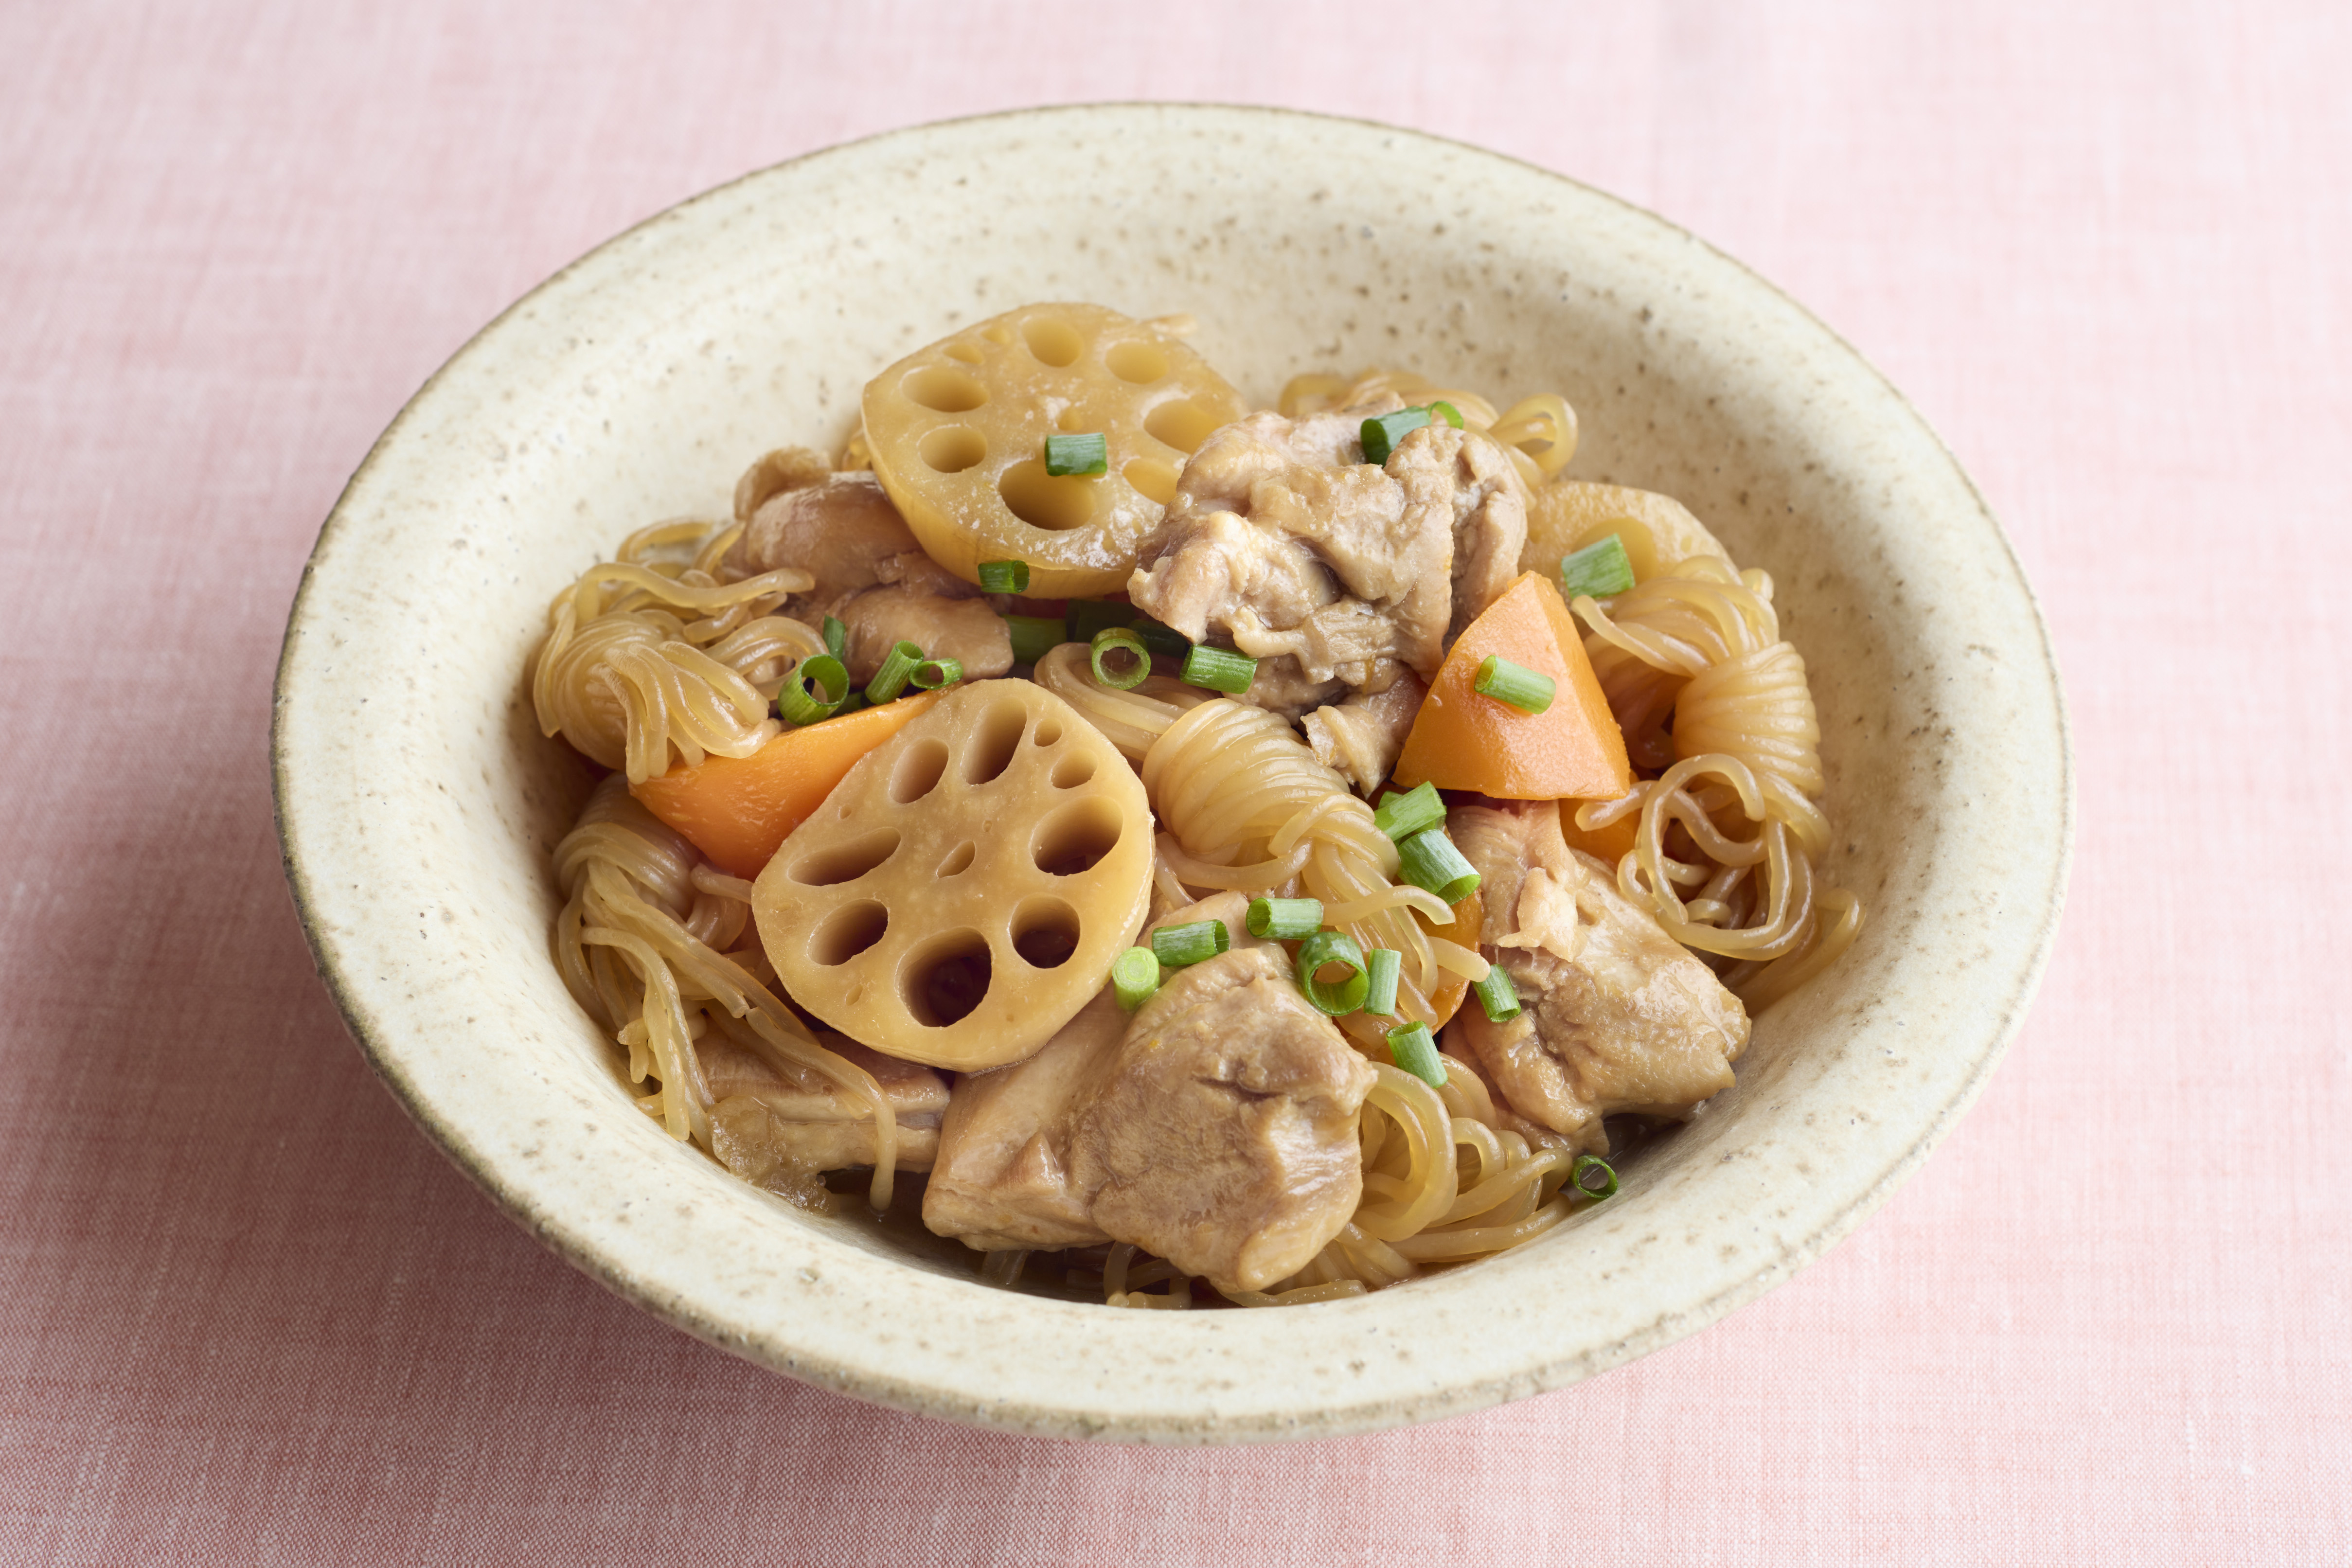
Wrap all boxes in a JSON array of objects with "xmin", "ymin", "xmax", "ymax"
[{"xmin": 273, "ymin": 105, "xmax": 2070, "ymax": 1442}]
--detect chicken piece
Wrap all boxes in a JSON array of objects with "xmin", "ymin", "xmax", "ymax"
[
  {"xmin": 1389, "ymin": 422, "xmax": 1529, "ymax": 643},
  {"xmin": 724, "ymin": 468, "xmax": 1012, "ymax": 682},
  {"xmin": 1126, "ymin": 405, "xmax": 1530, "ymax": 709},
  {"xmin": 920, "ymin": 990, "xmax": 1128, "ymax": 1251},
  {"xmin": 1443, "ymin": 800, "xmax": 1749, "ymax": 1153},
  {"xmin": 1300, "ymin": 662, "xmax": 1427, "ymax": 795},
  {"xmin": 922, "ymin": 893, "xmax": 1378, "ymax": 1292},
  {"xmin": 832, "ymin": 585, "xmax": 1013, "ymax": 685},
  {"xmin": 1071, "ymin": 937, "xmax": 1376, "ymax": 1291},
  {"xmin": 701, "ymin": 1029, "xmax": 949, "ymax": 1194}
]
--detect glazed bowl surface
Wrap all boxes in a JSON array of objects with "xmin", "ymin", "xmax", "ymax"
[{"xmin": 273, "ymin": 104, "xmax": 2070, "ymax": 1443}]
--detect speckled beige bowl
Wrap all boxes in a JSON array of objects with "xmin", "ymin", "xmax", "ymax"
[{"xmin": 273, "ymin": 106, "xmax": 2070, "ymax": 1443}]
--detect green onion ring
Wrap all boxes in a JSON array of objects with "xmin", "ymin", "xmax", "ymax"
[
  {"xmin": 1385, "ymin": 1021, "xmax": 1447, "ymax": 1087},
  {"xmin": 1112, "ymin": 946, "xmax": 1161, "ymax": 1011},
  {"xmin": 1473, "ymin": 655, "xmax": 1557, "ymax": 715},
  {"xmin": 1246, "ymin": 897, "xmax": 1323, "ymax": 941},
  {"xmin": 864, "ymin": 640, "xmax": 924, "ymax": 704},
  {"xmin": 776, "ymin": 654, "xmax": 849, "ymax": 727},
  {"xmin": 977, "ymin": 560, "xmax": 1031, "ymax": 594},
  {"xmin": 1570, "ymin": 1155, "xmax": 1620, "ymax": 1203},
  {"xmin": 910, "ymin": 658, "xmax": 963, "ymax": 691},
  {"xmin": 1294, "ymin": 930, "xmax": 1369, "ymax": 1016},
  {"xmin": 1362, "ymin": 948, "xmax": 1401, "ymax": 1017},
  {"xmin": 1089, "ymin": 626, "xmax": 1149, "ymax": 690},
  {"xmin": 1151, "ymin": 919, "xmax": 1229, "ymax": 970},
  {"xmin": 1396, "ymin": 828, "xmax": 1481, "ymax": 905},
  {"xmin": 1372, "ymin": 780, "xmax": 1445, "ymax": 843},
  {"xmin": 1472, "ymin": 963, "xmax": 1520, "ymax": 1023}
]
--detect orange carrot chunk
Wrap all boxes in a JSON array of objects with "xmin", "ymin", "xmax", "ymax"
[
  {"xmin": 1558, "ymin": 796, "xmax": 1640, "ymax": 865},
  {"xmin": 1390, "ymin": 572, "xmax": 1631, "ymax": 801},
  {"xmin": 632, "ymin": 690, "xmax": 942, "ymax": 878}
]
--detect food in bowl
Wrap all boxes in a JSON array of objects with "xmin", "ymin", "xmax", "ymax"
[{"xmin": 528, "ymin": 301, "xmax": 1862, "ymax": 1309}]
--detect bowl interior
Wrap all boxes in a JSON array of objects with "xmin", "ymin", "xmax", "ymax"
[{"xmin": 275, "ymin": 106, "xmax": 2069, "ymax": 1441}]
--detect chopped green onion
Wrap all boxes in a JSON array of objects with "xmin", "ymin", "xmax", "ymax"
[
  {"xmin": 1130, "ymin": 615, "xmax": 1191, "ymax": 660},
  {"xmin": 1473, "ymin": 655, "xmax": 1557, "ymax": 715},
  {"xmin": 1570, "ymin": 1154, "xmax": 1620, "ymax": 1203},
  {"xmin": 1044, "ymin": 432, "xmax": 1109, "ymax": 476},
  {"xmin": 1003, "ymin": 613, "xmax": 1066, "ymax": 665},
  {"xmin": 1560, "ymin": 534, "xmax": 1637, "ymax": 601},
  {"xmin": 1362, "ymin": 948, "xmax": 1401, "ymax": 1016},
  {"xmin": 864, "ymin": 640, "xmax": 924, "ymax": 704},
  {"xmin": 1066, "ymin": 599, "xmax": 1134, "ymax": 643},
  {"xmin": 910, "ymin": 657, "xmax": 963, "ymax": 691},
  {"xmin": 1360, "ymin": 406, "xmax": 1434, "ymax": 464},
  {"xmin": 1089, "ymin": 627, "xmax": 1149, "ymax": 690},
  {"xmin": 1151, "ymin": 919, "xmax": 1229, "ymax": 970},
  {"xmin": 1429, "ymin": 400, "xmax": 1465, "ymax": 429},
  {"xmin": 1372, "ymin": 780, "xmax": 1445, "ymax": 843},
  {"xmin": 1386, "ymin": 1021, "xmax": 1447, "ymax": 1087},
  {"xmin": 834, "ymin": 691, "xmax": 868, "ymax": 716},
  {"xmin": 1246, "ymin": 897, "xmax": 1324, "ymax": 940},
  {"xmin": 1472, "ymin": 963, "xmax": 1521, "ymax": 1023},
  {"xmin": 1396, "ymin": 828, "xmax": 1481, "ymax": 905},
  {"xmin": 1294, "ymin": 930, "xmax": 1369, "ymax": 1016},
  {"xmin": 1112, "ymin": 946, "xmax": 1161, "ymax": 1012},
  {"xmin": 821, "ymin": 615, "xmax": 848, "ymax": 662},
  {"xmin": 1180, "ymin": 644, "xmax": 1257, "ymax": 694},
  {"xmin": 776, "ymin": 654, "xmax": 849, "ymax": 727},
  {"xmin": 976, "ymin": 560, "xmax": 1030, "ymax": 594}
]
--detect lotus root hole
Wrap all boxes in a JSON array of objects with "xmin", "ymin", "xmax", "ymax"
[
  {"xmin": 809, "ymin": 901, "xmax": 889, "ymax": 967},
  {"xmin": 788, "ymin": 828, "xmax": 902, "ymax": 886},
  {"xmin": 998, "ymin": 460, "xmax": 1097, "ymax": 533},
  {"xmin": 901, "ymin": 930, "xmax": 993, "ymax": 1028},
  {"xmin": 1010, "ymin": 897, "xmax": 1082, "ymax": 971},
  {"xmin": 902, "ymin": 365, "xmax": 987, "ymax": 414},
  {"xmin": 1049, "ymin": 751, "xmax": 1097, "ymax": 789},
  {"xmin": 1032, "ymin": 796, "xmax": 1123, "ymax": 877},
  {"xmin": 918, "ymin": 425, "xmax": 987, "ymax": 475},
  {"xmin": 1123, "ymin": 457, "xmax": 1179, "ymax": 504},
  {"xmin": 962, "ymin": 701, "xmax": 1028, "ymax": 785},
  {"xmin": 1031, "ymin": 716, "xmax": 1063, "ymax": 747},
  {"xmin": 943, "ymin": 341, "xmax": 984, "ymax": 364},
  {"xmin": 1104, "ymin": 340, "xmax": 1170, "ymax": 384},
  {"xmin": 1021, "ymin": 317, "xmax": 1085, "ymax": 368},
  {"xmin": 890, "ymin": 737, "xmax": 951, "ymax": 803},
  {"xmin": 935, "ymin": 841, "xmax": 977, "ymax": 878},
  {"xmin": 1143, "ymin": 397, "xmax": 1221, "ymax": 454}
]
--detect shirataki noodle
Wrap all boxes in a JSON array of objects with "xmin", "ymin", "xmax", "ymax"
[
  {"xmin": 532, "ymin": 521, "xmax": 823, "ymax": 783},
  {"xmin": 1569, "ymin": 556, "xmax": 1861, "ymax": 1002}
]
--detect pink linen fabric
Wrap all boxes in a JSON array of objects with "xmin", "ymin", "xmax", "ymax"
[{"xmin": 3, "ymin": 0, "xmax": 2346, "ymax": 1561}]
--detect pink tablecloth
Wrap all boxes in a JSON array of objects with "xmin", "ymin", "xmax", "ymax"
[{"xmin": 4, "ymin": 2, "xmax": 2345, "ymax": 1562}]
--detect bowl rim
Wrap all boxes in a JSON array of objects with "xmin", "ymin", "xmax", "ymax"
[{"xmin": 273, "ymin": 102, "xmax": 2073, "ymax": 1442}]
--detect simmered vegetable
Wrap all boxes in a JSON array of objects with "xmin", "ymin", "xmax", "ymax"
[
  {"xmin": 1390, "ymin": 571, "xmax": 1632, "ymax": 800},
  {"xmin": 632, "ymin": 690, "xmax": 941, "ymax": 878}
]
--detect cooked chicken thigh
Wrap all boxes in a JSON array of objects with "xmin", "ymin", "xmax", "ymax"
[
  {"xmin": 1127, "ymin": 403, "xmax": 1527, "ymax": 714},
  {"xmin": 922, "ymin": 893, "xmax": 1377, "ymax": 1291},
  {"xmin": 724, "ymin": 468, "xmax": 1012, "ymax": 682},
  {"xmin": 700, "ymin": 1030, "xmax": 950, "ymax": 1192},
  {"xmin": 1444, "ymin": 801, "xmax": 1750, "ymax": 1153}
]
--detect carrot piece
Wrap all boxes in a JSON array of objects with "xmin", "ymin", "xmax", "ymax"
[
  {"xmin": 632, "ymin": 690, "xmax": 942, "ymax": 878},
  {"xmin": 1559, "ymin": 796, "xmax": 1639, "ymax": 865},
  {"xmin": 1390, "ymin": 572, "xmax": 1631, "ymax": 800}
]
